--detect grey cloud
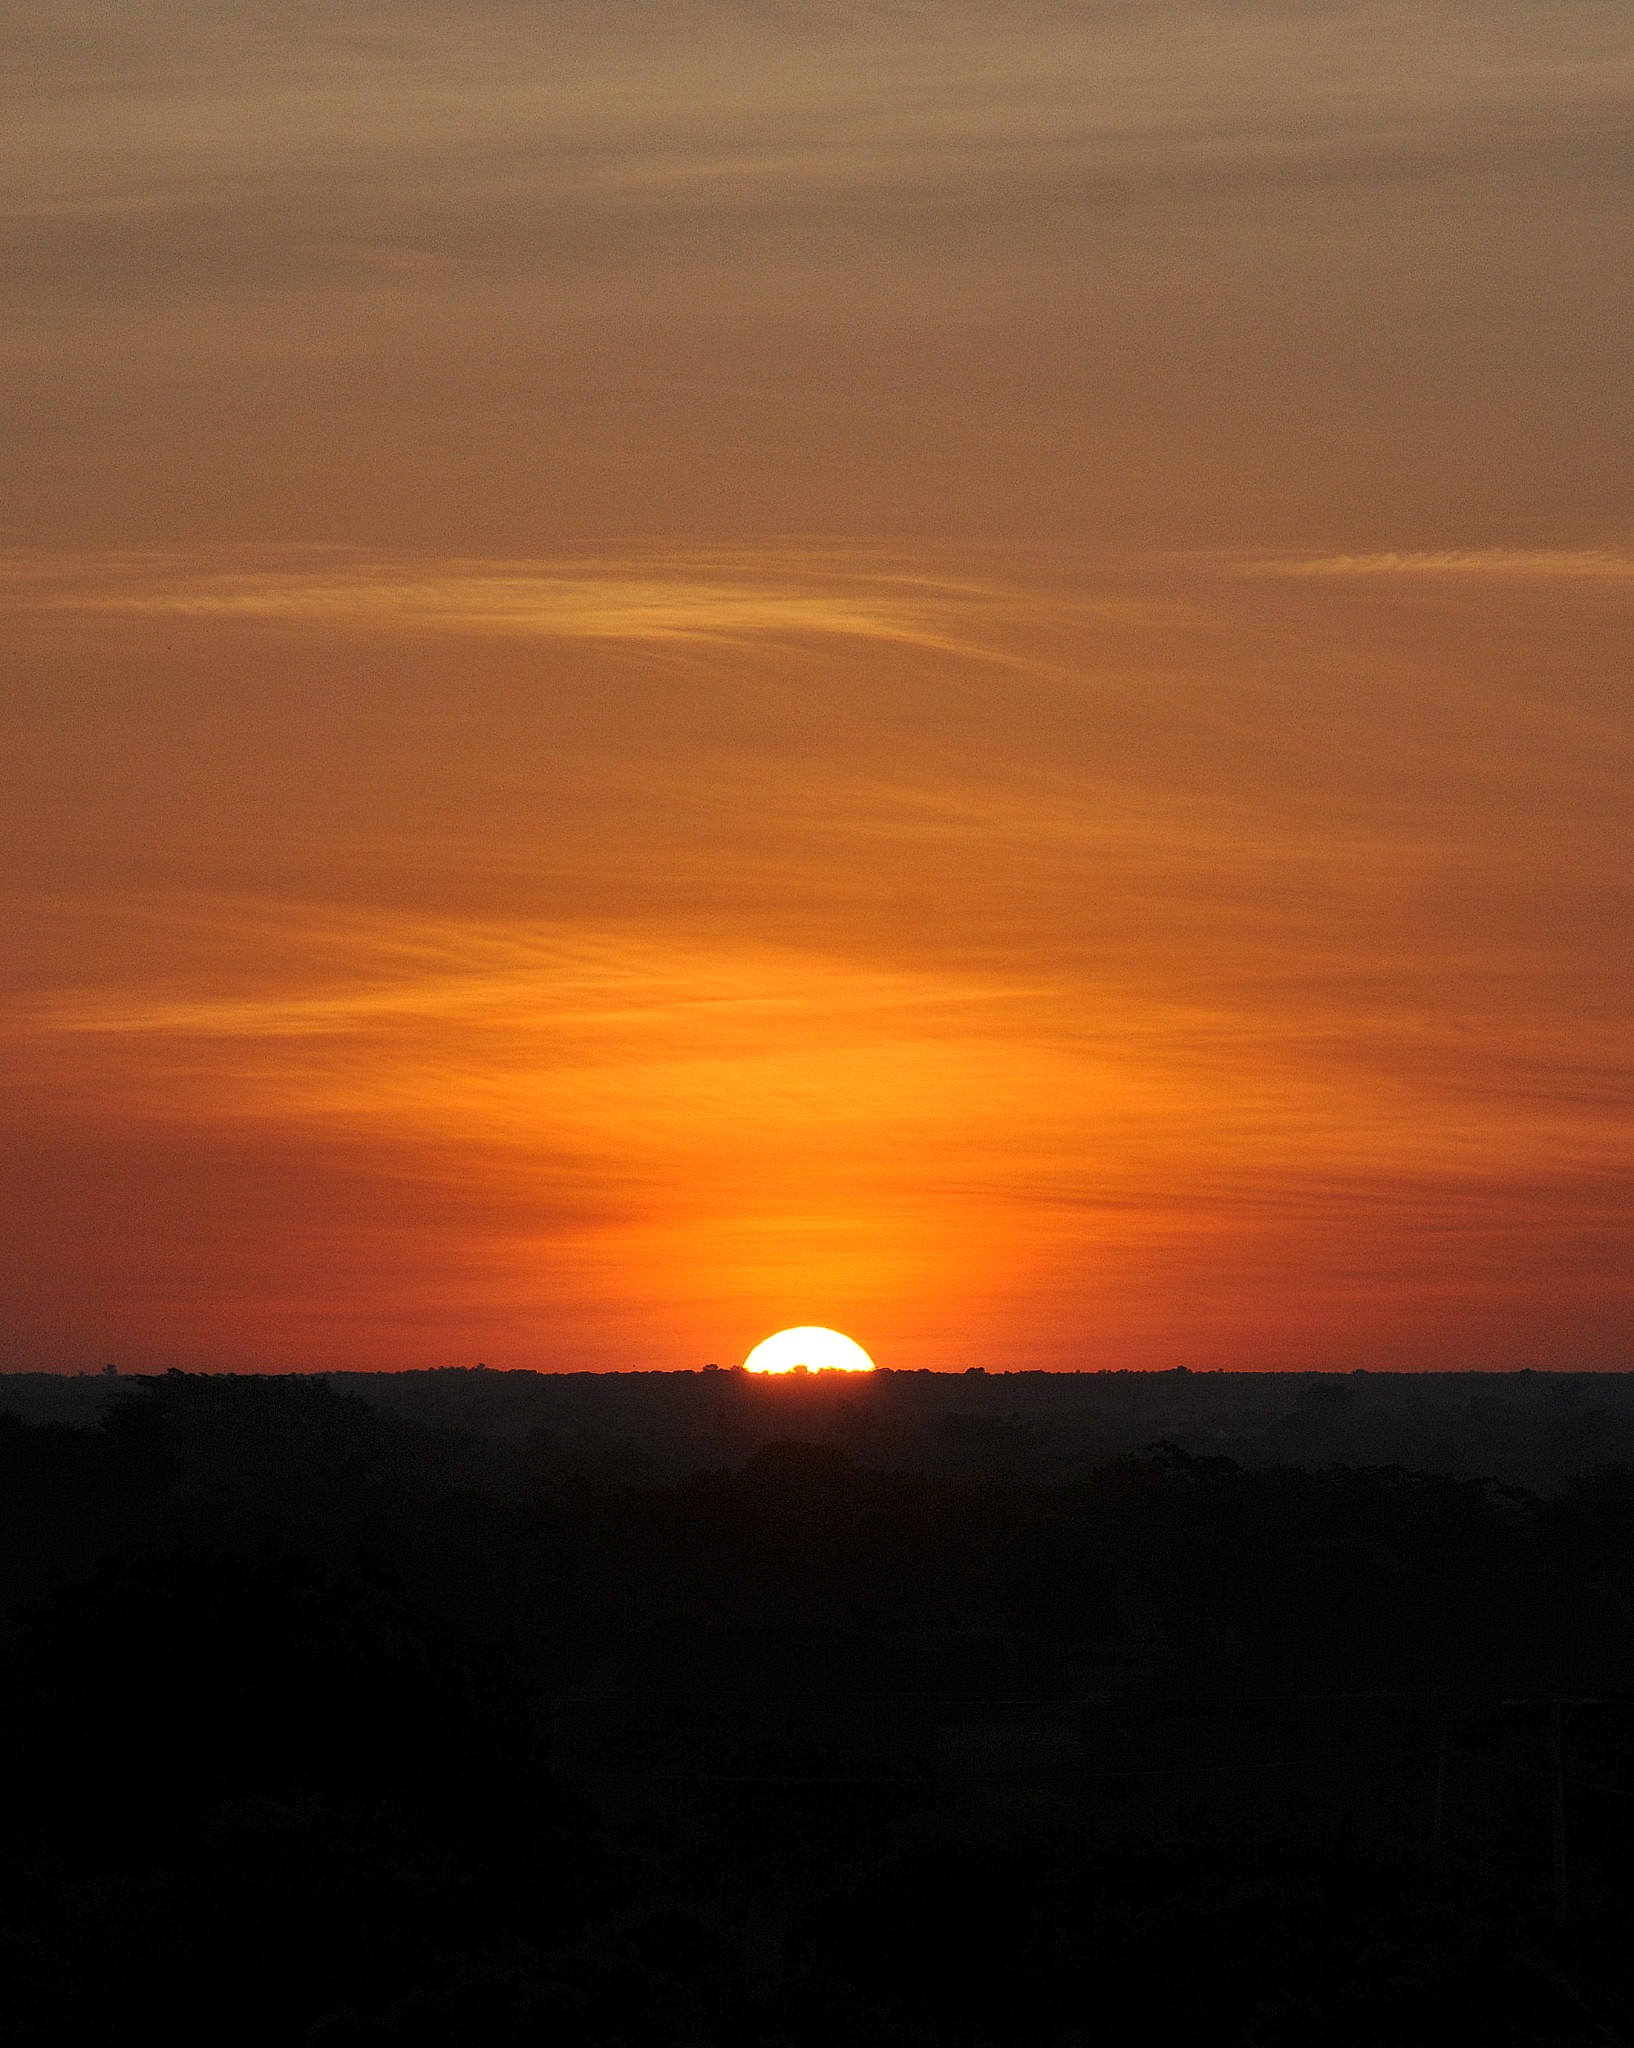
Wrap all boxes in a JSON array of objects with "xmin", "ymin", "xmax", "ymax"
[{"xmin": 2, "ymin": 98, "xmax": 1629, "ymax": 308}]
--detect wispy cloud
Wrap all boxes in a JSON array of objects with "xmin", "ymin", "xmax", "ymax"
[
  {"xmin": 8, "ymin": 906, "xmax": 1031, "ymax": 1045},
  {"xmin": 1239, "ymin": 547, "xmax": 1634, "ymax": 586},
  {"xmin": 0, "ymin": 547, "xmax": 1014, "ymax": 651},
  {"xmin": 6, "ymin": 2, "xmax": 1629, "ymax": 310}
]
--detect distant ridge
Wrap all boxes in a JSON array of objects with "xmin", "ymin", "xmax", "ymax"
[{"xmin": 3, "ymin": 1366, "xmax": 1631, "ymax": 1493}]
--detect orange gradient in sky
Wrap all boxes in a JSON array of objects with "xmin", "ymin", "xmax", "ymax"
[
  {"xmin": 1, "ymin": 5, "xmax": 1631, "ymax": 1373},
  {"xmin": 3, "ymin": 543, "xmax": 1628, "ymax": 1372}
]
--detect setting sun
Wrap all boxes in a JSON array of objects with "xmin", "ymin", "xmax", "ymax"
[{"xmin": 743, "ymin": 1328, "xmax": 876, "ymax": 1374}]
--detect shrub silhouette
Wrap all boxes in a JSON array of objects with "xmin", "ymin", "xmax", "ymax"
[
  {"xmin": 8, "ymin": 1545, "xmax": 533, "ymax": 1842},
  {"xmin": 0, "ymin": 1546, "xmax": 593, "ymax": 2046}
]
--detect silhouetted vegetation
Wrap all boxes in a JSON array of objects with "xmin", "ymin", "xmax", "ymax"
[
  {"xmin": 12, "ymin": 1361, "xmax": 1634, "ymax": 1493},
  {"xmin": 3, "ymin": 1370, "xmax": 1634, "ymax": 2042}
]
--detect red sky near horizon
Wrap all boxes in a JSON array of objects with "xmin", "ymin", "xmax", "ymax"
[{"xmin": 3, "ymin": 2, "xmax": 1631, "ymax": 1374}]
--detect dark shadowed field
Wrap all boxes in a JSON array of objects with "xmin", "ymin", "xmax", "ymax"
[{"xmin": 3, "ymin": 1369, "xmax": 1634, "ymax": 2044}]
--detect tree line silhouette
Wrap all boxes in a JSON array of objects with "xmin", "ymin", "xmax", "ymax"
[
  {"xmin": 11, "ymin": 1362, "xmax": 1634, "ymax": 1492},
  {"xmin": 3, "ymin": 1370, "xmax": 1634, "ymax": 2043}
]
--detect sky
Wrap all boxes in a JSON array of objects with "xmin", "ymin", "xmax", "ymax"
[{"xmin": 2, "ymin": 1, "xmax": 1631, "ymax": 1373}]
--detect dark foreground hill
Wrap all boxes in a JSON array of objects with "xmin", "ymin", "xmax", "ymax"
[{"xmin": 2, "ymin": 1370, "xmax": 1634, "ymax": 2045}]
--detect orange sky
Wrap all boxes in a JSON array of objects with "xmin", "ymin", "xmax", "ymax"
[{"xmin": 2, "ymin": 4, "xmax": 1631, "ymax": 1371}]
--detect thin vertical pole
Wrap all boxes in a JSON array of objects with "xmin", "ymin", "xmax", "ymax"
[{"xmin": 1549, "ymin": 1696, "xmax": 1568, "ymax": 1930}]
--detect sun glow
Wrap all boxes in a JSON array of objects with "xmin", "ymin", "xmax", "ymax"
[{"xmin": 743, "ymin": 1326, "xmax": 876, "ymax": 1373}]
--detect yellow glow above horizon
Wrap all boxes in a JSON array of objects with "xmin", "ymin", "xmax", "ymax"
[{"xmin": 744, "ymin": 1327, "xmax": 876, "ymax": 1374}]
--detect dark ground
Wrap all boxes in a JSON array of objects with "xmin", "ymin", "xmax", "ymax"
[
  {"xmin": 9, "ymin": 1361, "xmax": 1634, "ymax": 1492},
  {"xmin": 3, "ymin": 1368, "xmax": 1634, "ymax": 2044}
]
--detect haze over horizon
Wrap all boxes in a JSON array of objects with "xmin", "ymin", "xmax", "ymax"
[{"xmin": 3, "ymin": 2, "xmax": 1631, "ymax": 1373}]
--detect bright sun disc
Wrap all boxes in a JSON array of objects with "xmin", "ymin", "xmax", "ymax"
[{"xmin": 743, "ymin": 1327, "xmax": 876, "ymax": 1374}]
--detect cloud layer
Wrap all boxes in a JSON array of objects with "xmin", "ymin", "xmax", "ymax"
[
  {"xmin": 4, "ymin": 541, "xmax": 1629, "ymax": 1369},
  {"xmin": 3, "ymin": 8, "xmax": 1630, "ymax": 1369}
]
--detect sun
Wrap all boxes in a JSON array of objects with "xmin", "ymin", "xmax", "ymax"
[{"xmin": 743, "ymin": 1326, "xmax": 876, "ymax": 1374}]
